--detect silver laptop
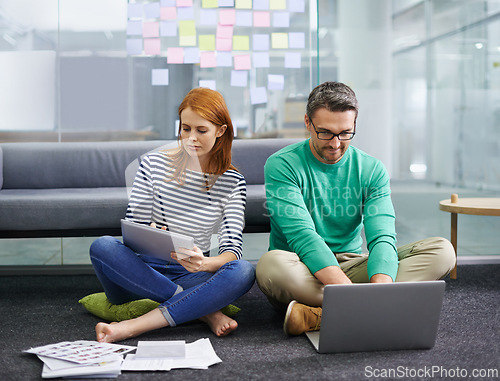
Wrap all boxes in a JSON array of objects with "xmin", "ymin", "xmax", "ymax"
[
  {"xmin": 305, "ymin": 281, "xmax": 446, "ymax": 353},
  {"xmin": 121, "ymin": 219, "xmax": 194, "ymax": 261}
]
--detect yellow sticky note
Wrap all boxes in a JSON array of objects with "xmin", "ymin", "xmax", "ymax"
[
  {"xmin": 199, "ymin": 35, "xmax": 216, "ymax": 51},
  {"xmin": 270, "ymin": 0, "xmax": 286, "ymax": 10},
  {"xmin": 178, "ymin": 20, "xmax": 196, "ymax": 36},
  {"xmin": 272, "ymin": 33, "xmax": 288, "ymax": 49},
  {"xmin": 235, "ymin": 0, "xmax": 252, "ymax": 9},
  {"xmin": 233, "ymin": 35, "xmax": 250, "ymax": 50},
  {"xmin": 179, "ymin": 35, "xmax": 197, "ymax": 46},
  {"xmin": 202, "ymin": 0, "xmax": 218, "ymax": 8}
]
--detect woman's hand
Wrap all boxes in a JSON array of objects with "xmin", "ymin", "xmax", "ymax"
[{"xmin": 171, "ymin": 246, "xmax": 206, "ymax": 272}]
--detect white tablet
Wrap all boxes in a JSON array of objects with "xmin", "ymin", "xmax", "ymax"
[{"xmin": 121, "ymin": 219, "xmax": 195, "ymax": 261}]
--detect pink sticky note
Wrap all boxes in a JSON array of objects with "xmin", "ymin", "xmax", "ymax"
[
  {"xmin": 160, "ymin": 7, "xmax": 177, "ymax": 20},
  {"xmin": 219, "ymin": 9, "xmax": 236, "ymax": 25},
  {"xmin": 216, "ymin": 24, "xmax": 234, "ymax": 39},
  {"xmin": 167, "ymin": 47, "xmax": 184, "ymax": 64},
  {"xmin": 144, "ymin": 39, "xmax": 161, "ymax": 55},
  {"xmin": 177, "ymin": 0, "xmax": 193, "ymax": 6},
  {"xmin": 253, "ymin": 11, "xmax": 270, "ymax": 27},
  {"xmin": 234, "ymin": 54, "xmax": 251, "ymax": 70},
  {"xmin": 216, "ymin": 37, "xmax": 232, "ymax": 51},
  {"xmin": 200, "ymin": 51, "xmax": 217, "ymax": 68},
  {"xmin": 143, "ymin": 22, "xmax": 159, "ymax": 38}
]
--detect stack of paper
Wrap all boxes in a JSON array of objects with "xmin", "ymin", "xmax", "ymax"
[
  {"xmin": 121, "ymin": 338, "xmax": 222, "ymax": 371},
  {"xmin": 24, "ymin": 338, "xmax": 222, "ymax": 377},
  {"xmin": 24, "ymin": 341, "xmax": 135, "ymax": 379}
]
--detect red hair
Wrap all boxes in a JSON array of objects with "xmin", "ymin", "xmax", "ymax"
[{"xmin": 168, "ymin": 88, "xmax": 236, "ymax": 186}]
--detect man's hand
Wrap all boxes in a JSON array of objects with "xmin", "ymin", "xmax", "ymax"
[
  {"xmin": 314, "ymin": 265, "xmax": 352, "ymax": 285},
  {"xmin": 370, "ymin": 273, "xmax": 393, "ymax": 283}
]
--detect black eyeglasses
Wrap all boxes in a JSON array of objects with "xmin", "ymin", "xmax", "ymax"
[{"xmin": 308, "ymin": 116, "xmax": 355, "ymax": 141}]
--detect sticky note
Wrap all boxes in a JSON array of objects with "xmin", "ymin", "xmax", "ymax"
[
  {"xmin": 152, "ymin": 69, "xmax": 169, "ymax": 86},
  {"xmin": 177, "ymin": 0, "xmax": 193, "ymax": 6},
  {"xmin": 200, "ymin": 51, "xmax": 217, "ymax": 68},
  {"xmin": 126, "ymin": 21, "xmax": 142, "ymax": 36},
  {"xmin": 268, "ymin": 74, "xmax": 284, "ymax": 90},
  {"xmin": 216, "ymin": 52, "xmax": 233, "ymax": 67},
  {"xmin": 216, "ymin": 37, "xmax": 232, "ymax": 51},
  {"xmin": 199, "ymin": 35, "xmax": 216, "ymax": 50},
  {"xmin": 126, "ymin": 39, "xmax": 143, "ymax": 55},
  {"xmin": 285, "ymin": 52, "xmax": 301, "ymax": 68},
  {"xmin": 236, "ymin": 10, "xmax": 252, "ymax": 26},
  {"xmin": 233, "ymin": 35, "xmax": 250, "ymax": 50},
  {"xmin": 254, "ymin": 11, "xmax": 270, "ymax": 27},
  {"xmin": 219, "ymin": 0, "xmax": 235, "ymax": 6},
  {"xmin": 289, "ymin": 0, "xmax": 305, "ymax": 12},
  {"xmin": 270, "ymin": 0, "xmax": 286, "ymax": 10},
  {"xmin": 199, "ymin": 9, "xmax": 217, "ymax": 25},
  {"xmin": 199, "ymin": 80, "xmax": 216, "ymax": 90},
  {"xmin": 235, "ymin": 0, "xmax": 252, "ymax": 9},
  {"xmin": 167, "ymin": 47, "xmax": 184, "ymax": 64},
  {"xmin": 250, "ymin": 87, "xmax": 268, "ymax": 104},
  {"xmin": 143, "ymin": 22, "xmax": 160, "ymax": 38},
  {"xmin": 271, "ymin": 32, "xmax": 288, "ymax": 49},
  {"xmin": 253, "ymin": 52, "xmax": 270, "ymax": 68},
  {"xmin": 231, "ymin": 70, "xmax": 248, "ymax": 87},
  {"xmin": 253, "ymin": 34, "xmax": 269, "ymax": 50},
  {"xmin": 161, "ymin": 0, "xmax": 176, "ymax": 6},
  {"xmin": 219, "ymin": 9, "xmax": 236, "ymax": 25},
  {"xmin": 179, "ymin": 35, "xmax": 197, "ymax": 46},
  {"xmin": 202, "ymin": 0, "xmax": 218, "ymax": 7},
  {"xmin": 254, "ymin": 0, "xmax": 269, "ymax": 9},
  {"xmin": 179, "ymin": 20, "xmax": 196, "ymax": 36},
  {"xmin": 144, "ymin": 3, "xmax": 161, "ymax": 19},
  {"xmin": 289, "ymin": 32, "xmax": 305, "ymax": 49},
  {"xmin": 144, "ymin": 39, "xmax": 161, "ymax": 55},
  {"xmin": 160, "ymin": 21, "xmax": 177, "ymax": 37},
  {"xmin": 273, "ymin": 12, "xmax": 290, "ymax": 27},
  {"xmin": 234, "ymin": 54, "xmax": 251, "ymax": 70},
  {"xmin": 216, "ymin": 25, "xmax": 234, "ymax": 39},
  {"xmin": 184, "ymin": 47, "xmax": 200, "ymax": 63},
  {"xmin": 160, "ymin": 7, "xmax": 177, "ymax": 20},
  {"xmin": 177, "ymin": 6, "xmax": 194, "ymax": 20},
  {"xmin": 128, "ymin": 4, "xmax": 142, "ymax": 18}
]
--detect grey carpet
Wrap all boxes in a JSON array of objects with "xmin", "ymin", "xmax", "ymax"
[{"xmin": 0, "ymin": 264, "xmax": 499, "ymax": 380}]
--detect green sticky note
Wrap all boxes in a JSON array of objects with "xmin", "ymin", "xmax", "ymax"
[
  {"xmin": 272, "ymin": 32, "xmax": 288, "ymax": 49},
  {"xmin": 235, "ymin": 0, "xmax": 252, "ymax": 9},
  {"xmin": 233, "ymin": 35, "xmax": 250, "ymax": 50},
  {"xmin": 179, "ymin": 20, "xmax": 196, "ymax": 36},
  {"xmin": 199, "ymin": 35, "xmax": 216, "ymax": 51},
  {"xmin": 202, "ymin": 0, "xmax": 218, "ymax": 8}
]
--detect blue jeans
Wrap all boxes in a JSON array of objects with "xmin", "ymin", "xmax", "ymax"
[{"xmin": 89, "ymin": 236, "xmax": 255, "ymax": 326}]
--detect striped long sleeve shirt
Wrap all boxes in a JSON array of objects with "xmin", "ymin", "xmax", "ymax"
[{"xmin": 126, "ymin": 152, "xmax": 247, "ymax": 259}]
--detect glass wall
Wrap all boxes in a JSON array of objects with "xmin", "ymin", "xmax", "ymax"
[
  {"xmin": 0, "ymin": 0, "xmax": 315, "ymax": 143},
  {"xmin": 393, "ymin": 0, "xmax": 500, "ymax": 190}
]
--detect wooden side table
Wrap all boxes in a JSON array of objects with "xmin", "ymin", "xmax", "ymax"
[{"xmin": 439, "ymin": 194, "xmax": 500, "ymax": 279}]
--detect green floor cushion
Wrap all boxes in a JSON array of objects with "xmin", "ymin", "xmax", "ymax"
[{"xmin": 79, "ymin": 292, "xmax": 240, "ymax": 322}]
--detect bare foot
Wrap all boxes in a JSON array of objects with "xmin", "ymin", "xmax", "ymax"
[
  {"xmin": 199, "ymin": 311, "xmax": 238, "ymax": 337},
  {"xmin": 95, "ymin": 321, "xmax": 134, "ymax": 343}
]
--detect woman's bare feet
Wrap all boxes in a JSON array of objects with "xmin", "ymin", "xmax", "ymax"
[
  {"xmin": 95, "ymin": 308, "xmax": 169, "ymax": 343},
  {"xmin": 199, "ymin": 311, "xmax": 238, "ymax": 337},
  {"xmin": 96, "ymin": 321, "xmax": 134, "ymax": 343}
]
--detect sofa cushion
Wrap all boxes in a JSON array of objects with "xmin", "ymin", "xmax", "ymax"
[
  {"xmin": 0, "ymin": 188, "xmax": 128, "ymax": 231},
  {"xmin": 0, "ymin": 140, "xmax": 175, "ymax": 190}
]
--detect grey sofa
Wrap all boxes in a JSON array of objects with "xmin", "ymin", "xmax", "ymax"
[{"xmin": 0, "ymin": 138, "xmax": 302, "ymax": 239}]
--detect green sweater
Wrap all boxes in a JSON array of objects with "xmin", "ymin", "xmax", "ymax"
[{"xmin": 264, "ymin": 139, "xmax": 398, "ymax": 281}]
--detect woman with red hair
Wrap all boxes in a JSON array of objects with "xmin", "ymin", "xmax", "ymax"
[{"xmin": 89, "ymin": 88, "xmax": 255, "ymax": 343}]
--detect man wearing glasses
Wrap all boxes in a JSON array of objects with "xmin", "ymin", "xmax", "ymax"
[{"xmin": 256, "ymin": 81, "xmax": 456, "ymax": 336}]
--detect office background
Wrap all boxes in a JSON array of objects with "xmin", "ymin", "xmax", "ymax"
[{"xmin": 0, "ymin": 0, "xmax": 499, "ymax": 267}]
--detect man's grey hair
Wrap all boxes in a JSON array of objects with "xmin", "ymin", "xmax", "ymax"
[{"xmin": 306, "ymin": 81, "xmax": 359, "ymax": 121}]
